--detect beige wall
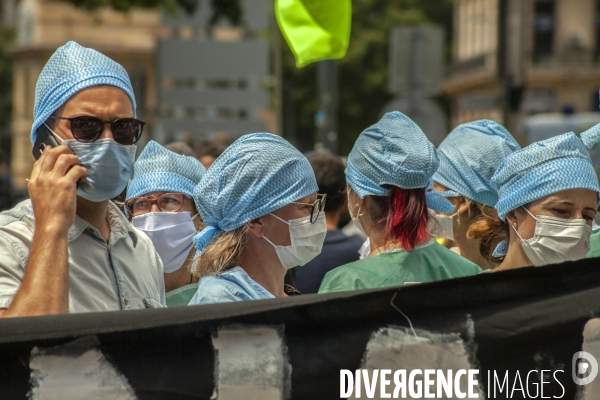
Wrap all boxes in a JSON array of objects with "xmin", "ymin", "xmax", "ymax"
[
  {"xmin": 17, "ymin": 0, "xmax": 159, "ymax": 49},
  {"xmin": 555, "ymin": 0, "xmax": 595, "ymax": 57},
  {"xmin": 455, "ymin": 0, "xmax": 499, "ymax": 61},
  {"xmin": 448, "ymin": 0, "xmax": 600, "ymax": 141},
  {"xmin": 11, "ymin": 0, "xmax": 160, "ymax": 187}
]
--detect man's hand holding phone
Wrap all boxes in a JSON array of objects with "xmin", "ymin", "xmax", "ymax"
[{"xmin": 28, "ymin": 146, "xmax": 87, "ymax": 234}]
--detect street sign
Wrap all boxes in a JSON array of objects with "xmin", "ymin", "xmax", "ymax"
[
  {"xmin": 156, "ymin": 0, "xmax": 270, "ymax": 143},
  {"xmin": 388, "ymin": 25, "xmax": 445, "ymax": 97}
]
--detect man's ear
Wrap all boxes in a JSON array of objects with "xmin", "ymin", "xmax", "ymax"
[{"xmin": 246, "ymin": 217, "xmax": 266, "ymax": 238}]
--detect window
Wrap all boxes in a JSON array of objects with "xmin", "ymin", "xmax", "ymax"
[{"xmin": 533, "ymin": 1, "xmax": 555, "ymax": 62}]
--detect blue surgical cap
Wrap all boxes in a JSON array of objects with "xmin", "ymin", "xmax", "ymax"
[
  {"xmin": 126, "ymin": 141, "xmax": 206, "ymax": 201},
  {"xmin": 193, "ymin": 133, "xmax": 318, "ymax": 253},
  {"xmin": 425, "ymin": 179, "xmax": 455, "ymax": 214},
  {"xmin": 32, "ymin": 41, "xmax": 136, "ymax": 144},
  {"xmin": 581, "ymin": 123, "xmax": 600, "ymax": 149},
  {"xmin": 492, "ymin": 132, "xmax": 600, "ymax": 221},
  {"xmin": 433, "ymin": 120, "xmax": 520, "ymax": 207},
  {"xmin": 345, "ymin": 111, "xmax": 439, "ymax": 198}
]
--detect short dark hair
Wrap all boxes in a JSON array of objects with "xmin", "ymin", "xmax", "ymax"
[{"xmin": 307, "ymin": 152, "xmax": 346, "ymax": 212}]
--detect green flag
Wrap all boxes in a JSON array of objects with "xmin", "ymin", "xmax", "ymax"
[{"xmin": 275, "ymin": 0, "xmax": 352, "ymax": 68}]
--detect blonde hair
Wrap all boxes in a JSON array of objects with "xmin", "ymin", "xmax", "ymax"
[{"xmin": 193, "ymin": 225, "xmax": 249, "ymax": 278}]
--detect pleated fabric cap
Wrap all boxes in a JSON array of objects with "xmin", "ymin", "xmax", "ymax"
[
  {"xmin": 193, "ymin": 133, "xmax": 318, "ymax": 253},
  {"xmin": 126, "ymin": 140, "xmax": 206, "ymax": 200},
  {"xmin": 581, "ymin": 123, "xmax": 600, "ymax": 149},
  {"xmin": 492, "ymin": 132, "xmax": 600, "ymax": 221},
  {"xmin": 433, "ymin": 120, "xmax": 520, "ymax": 207},
  {"xmin": 345, "ymin": 111, "xmax": 439, "ymax": 199},
  {"xmin": 425, "ymin": 180, "xmax": 455, "ymax": 214},
  {"xmin": 31, "ymin": 41, "xmax": 136, "ymax": 144}
]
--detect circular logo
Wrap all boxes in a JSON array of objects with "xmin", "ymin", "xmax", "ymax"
[{"xmin": 573, "ymin": 351, "xmax": 598, "ymax": 385}]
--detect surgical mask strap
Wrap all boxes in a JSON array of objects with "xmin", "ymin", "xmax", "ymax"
[
  {"xmin": 262, "ymin": 232, "xmax": 278, "ymax": 247},
  {"xmin": 192, "ymin": 213, "xmax": 199, "ymax": 221},
  {"xmin": 269, "ymin": 212, "xmax": 291, "ymax": 225},
  {"xmin": 354, "ymin": 204, "xmax": 365, "ymax": 218},
  {"xmin": 347, "ymin": 190, "xmax": 365, "ymax": 220},
  {"xmin": 522, "ymin": 206, "xmax": 539, "ymax": 221},
  {"xmin": 449, "ymin": 211, "xmax": 460, "ymax": 226},
  {"xmin": 510, "ymin": 221, "xmax": 525, "ymax": 241},
  {"xmin": 510, "ymin": 207, "xmax": 537, "ymax": 241}
]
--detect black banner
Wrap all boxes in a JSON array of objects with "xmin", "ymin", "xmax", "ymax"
[{"xmin": 2, "ymin": 257, "xmax": 600, "ymax": 399}]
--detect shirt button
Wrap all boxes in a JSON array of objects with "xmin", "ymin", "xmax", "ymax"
[{"xmin": 123, "ymin": 299, "xmax": 129, "ymax": 306}]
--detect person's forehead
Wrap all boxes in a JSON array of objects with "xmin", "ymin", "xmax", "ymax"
[
  {"xmin": 140, "ymin": 191, "xmax": 169, "ymax": 198},
  {"xmin": 58, "ymin": 86, "xmax": 133, "ymax": 116},
  {"xmin": 295, "ymin": 193, "xmax": 317, "ymax": 203},
  {"xmin": 535, "ymin": 189, "xmax": 597, "ymax": 208}
]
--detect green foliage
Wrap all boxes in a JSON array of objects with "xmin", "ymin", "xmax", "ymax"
[{"xmin": 283, "ymin": 0, "xmax": 453, "ymax": 154}]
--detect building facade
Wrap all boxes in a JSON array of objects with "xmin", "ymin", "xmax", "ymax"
[
  {"xmin": 444, "ymin": 0, "xmax": 600, "ymax": 142},
  {"xmin": 11, "ymin": 0, "xmax": 160, "ymax": 187}
]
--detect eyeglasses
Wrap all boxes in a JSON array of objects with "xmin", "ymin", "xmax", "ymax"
[
  {"xmin": 291, "ymin": 193, "xmax": 327, "ymax": 223},
  {"xmin": 125, "ymin": 193, "xmax": 191, "ymax": 216},
  {"xmin": 49, "ymin": 116, "xmax": 145, "ymax": 145}
]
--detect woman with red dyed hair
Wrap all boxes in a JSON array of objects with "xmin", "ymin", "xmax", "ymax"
[{"xmin": 318, "ymin": 112, "xmax": 482, "ymax": 293}]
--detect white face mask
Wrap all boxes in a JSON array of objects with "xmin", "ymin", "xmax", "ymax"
[
  {"xmin": 512, "ymin": 207, "xmax": 592, "ymax": 267},
  {"xmin": 430, "ymin": 209, "xmax": 459, "ymax": 240},
  {"xmin": 358, "ymin": 237, "xmax": 370, "ymax": 260},
  {"xmin": 132, "ymin": 211, "xmax": 198, "ymax": 273},
  {"xmin": 262, "ymin": 212, "xmax": 327, "ymax": 270},
  {"xmin": 348, "ymin": 193, "xmax": 366, "ymax": 236}
]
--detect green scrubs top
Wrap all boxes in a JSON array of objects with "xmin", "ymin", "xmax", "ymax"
[
  {"xmin": 587, "ymin": 229, "xmax": 600, "ymax": 258},
  {"xmin": 318, "ymin": 240, "xmax": 482, "ymax": 293},
  {"xmin": 166, "ymin": 284, "xmax": 198, "ymax": 307}
]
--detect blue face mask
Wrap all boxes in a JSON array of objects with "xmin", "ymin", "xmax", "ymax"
[{"xmin": 46, "ymin": 124, "xmax": 136, "ymax": 202}]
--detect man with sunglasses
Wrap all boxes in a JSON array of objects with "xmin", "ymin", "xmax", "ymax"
[{"xmin": 0, "ymin": 41, "xmax": 165, "ymax": 317}]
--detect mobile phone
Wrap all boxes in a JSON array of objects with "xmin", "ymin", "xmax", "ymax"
[{"xmin": 32, "ymin": 123, "xmax": 60, "ymax": 160}]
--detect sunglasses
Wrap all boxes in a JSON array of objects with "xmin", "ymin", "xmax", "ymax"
[
  {"xmin": 49, "ymin": 115, "xmax": 145, "ymax": 145},
  {"xmin": 125, "ymin": 193, "xmax": 191, "ymax": 216},
  {"xmin": 290, "ymin": 193, "xmax": 327, "ymax": 223}
]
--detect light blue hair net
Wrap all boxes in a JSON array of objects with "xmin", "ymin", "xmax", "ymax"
[
  {"xmin": 492, "ymin": 132, "xmax": 600, "ymax": 221},
  {"xmin": 433, "ymin": 120, "xmax": 521, "ymax": 207},
  {"xmin": 345, "ymin": 111, "xmax": 439, "ymax": 199},
  {"xmin": 193, "ymin": 133, "xmax": 318, "ymax": 253},
  {"xmin": 581, "ymin": 123, "xmax": 600, "ymax": 149},
  {"xmin": 126, "ymin": 140, "xmax": 206, "ymax": 201},
  {"xmin": 425, "ymin": 179, "xmax": 455, "ymax": 214},
  {"xmin": 31, "ymin": 41, "xmax": 136, "ymax": 145},
  {"xmin": 492, "ymin": 240, "xmax": 508, "ymax": 258}
]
